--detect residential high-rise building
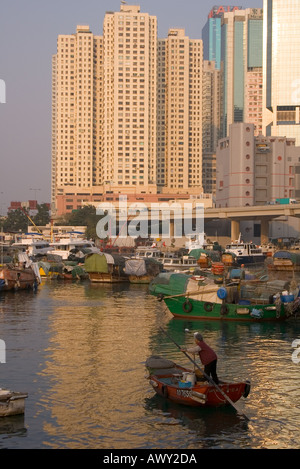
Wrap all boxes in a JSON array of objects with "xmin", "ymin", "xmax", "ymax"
[
  {"xmin": 221, "ymin": 8, "xmax": 263, "ymax": 138},
  {"xmin": 51, "ymin": 25, "xmax": 102, "ymax": 209},
  {"xmin": 52, "ymin": 6, "xmax": 158, "ymax": 213},
  {"xmin": 52, "ymin": 5, "xmax": 206, "ymax": 215},
  {"xmin": 262, "ymin": 0, "xmax": 300, "ymax": 145},
  {"xmin": 157, "ymin": 28, "xmax": 203, "ymax": 191},
  {"xmin": 102, "ymin": 4, "xmax": 157, "ymax": 191}
]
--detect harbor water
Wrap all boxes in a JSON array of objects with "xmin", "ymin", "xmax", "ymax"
[{"xmin": 0, "ymin": 279, "xmax": 300, "ymax": 449}]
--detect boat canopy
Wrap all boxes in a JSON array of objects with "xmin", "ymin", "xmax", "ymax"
[
  {"xmin": 124, "ymin": 258, "xmax": 161, "ymax": 276},
  {"xmin": 84, "ymin": 253, "xmax": 115, "ymax": 273},
  {"xmin": 125, "ymin": 259, "xmax": 147, "ymax": 276},
  {"xmin": 273, "ymin": 251, "xmax": 300, "ymax": 264},
  {"xmin": 189, "ymin": 248, "xmax": 221, "ymax": 261},
  {"xmin": 149, "ymin": 272, "xmax": 191, "ymax": 296}
]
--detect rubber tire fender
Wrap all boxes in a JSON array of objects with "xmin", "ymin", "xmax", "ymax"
[
  {"xmin": 182, "ymin": 299, "xmax": 193, "ymax": 313},
  {"xmin": 220, "ymin": 304, "xmax": 229, "ymax": 315},
  {"xmin": 203, "ymin": 302, "xmax": 213, "ymax": 312}
]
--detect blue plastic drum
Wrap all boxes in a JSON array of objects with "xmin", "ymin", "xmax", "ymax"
[{"xmin": 217, "ymin": 287, "xmax": 227, "ymax": 300}]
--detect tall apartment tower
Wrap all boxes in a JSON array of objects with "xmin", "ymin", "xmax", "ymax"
[
  {"xmin": 221, "ymin": 8, "xmax": 263, "ymax": 138},
  {"xmin": 52, "ymin": 5, "xmax": 157, "ymax": 213},
  {"xmin": 102, "ymin": 4, "xmax": 157, "ymax": 191},
  {"xmin": 157, "ymin": 29, "xmax": 203, "ymax": 192},
  {"xmin": 263, "ymin": 0, "xmax": 300, "ymax": 145},
  {"xmin": 51, "ymin": 25, "xmax": 102, "ymax": 209},
  {"xmin": 52, "ymin": 5, "xmax": 205, "ymax": 215}
]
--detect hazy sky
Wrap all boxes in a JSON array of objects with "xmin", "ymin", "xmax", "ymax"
[{"xmin": 0, "ymin": 0, "xmax": 262, "ymax": 214}]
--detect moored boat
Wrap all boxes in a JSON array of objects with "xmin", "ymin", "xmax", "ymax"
[
  {"xmin": 124, "ymin": 258, "xmax": 162, "ymax": 284},
  {"xmin": 0, "ymin": 389, "xmax": 28, "ymax": 417},
  {"xmin": 188, "ymin": 248, "xmax": 222, "ymax": 269},
  {"xmin": 84, "ymin": 252, "xmax": 129, "ymax": 283},
  {"xmin": 50, "ymin": 235, "xmax": 100, "ymax": 261},
  {"xmin": 161, "ymin": 254, "xmax": 198, "ymax": 272},
  {"xmin": 145, "ymin": 356, "xmax": 250, "ymax": 408},
  {"xmin": 0, "ymin": 264, "xmax": 39, "ymax": 291},
  {"xmin": 224, "ymin": 238, "xmax": 265, "ymax": 265},
  {"xmin": 11, "ymin": 237, "xmax": 53, "ymax": 258},
  {"xmin": 150, "ymin": 272, "xmax": 300, "ymax": 321},
  {"xmin": 267, "ymin": 250, "xmax": 300, "ymax": 272}
]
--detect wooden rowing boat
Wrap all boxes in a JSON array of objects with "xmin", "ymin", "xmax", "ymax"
[{"xmin": 145, "ymin": 356, "xmax": 250, "ymax": 408}]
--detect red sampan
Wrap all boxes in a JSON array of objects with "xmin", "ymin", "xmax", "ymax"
[{"xmin": 146, "ymin": 356, "xmax": 250, "ymax": 408}]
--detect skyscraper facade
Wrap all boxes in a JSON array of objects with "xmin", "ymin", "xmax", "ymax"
[
  {"xmin": 221, "ymin": 8, "xmax": 263, "ymax": 138},
  {"xmin": 262, "ymin": 0, "xmax": 300, "ymax": 145},
  {"xmin": 202, "ymin": 5, "xmax": 242, "ymax": 70},
  {"xmin": 202, "ymin": 60, "xmax": 221, "ymax": 196}
]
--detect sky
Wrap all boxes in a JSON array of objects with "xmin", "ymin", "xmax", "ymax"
[{"xmin": 0, "ymin": 0, "xmax": 263, "ymax": 215}]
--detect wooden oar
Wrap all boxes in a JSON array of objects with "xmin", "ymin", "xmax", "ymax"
[{"xmin": 159, "ymin": 327, "xmax": 250, "ymax": 422}]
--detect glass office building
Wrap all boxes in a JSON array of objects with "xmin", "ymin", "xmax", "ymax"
[
  {"xmin": 221, "ymin": 8, "xmax": 263, "ymax": 138},
  {"xmin": 202, "ymin": 6, "xmax": 243, "ymax": 71},
  {"xmin": 263, "ymin": 0, "xmax": 300, "ymax": 145},
  {"xmin": 203, "ymin": 17, "xmax": 222, "ymax": 70}
]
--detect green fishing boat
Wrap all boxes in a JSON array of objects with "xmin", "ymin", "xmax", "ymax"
[{"xmin": 149, "ymin": 272, "xmax": 300, "ymax": 321}]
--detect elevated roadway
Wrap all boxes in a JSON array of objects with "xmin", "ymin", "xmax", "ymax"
[{"xmin": 204, "ymin": 203, "xmax": 300, "ymax": 243}]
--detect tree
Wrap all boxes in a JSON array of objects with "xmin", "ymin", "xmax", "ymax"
[
  {"xmin": 32, "ymin": 203, "xmax": 50, "ymax": 226},
  {"xmin": 55, "ymin": 205, "xmax": 103, "ymax": 241},
  {"xmin": 3, "ymin": 208, "xmax": 29, "ymax": 233}
]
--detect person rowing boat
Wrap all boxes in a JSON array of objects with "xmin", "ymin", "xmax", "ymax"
[{"xmin": 181, "ymin": 332, "xmax": 219, "ymax": 385}]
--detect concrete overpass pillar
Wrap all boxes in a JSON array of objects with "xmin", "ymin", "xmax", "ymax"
[
  {"xmin": 260, "ymin": 219, "xmax": 269, "ymax": 245},
  {"xmin": 231, "ymin": 220, "xmax": 240, "ymax": 242}
]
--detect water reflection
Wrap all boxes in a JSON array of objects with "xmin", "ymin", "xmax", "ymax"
[
  {"xmin": 145, "ymin": 394, "xmax": 248, "ymax": 449},
  {"xmin": 0, "ymin": 280, "xmax": 299, "ymax": 448}
]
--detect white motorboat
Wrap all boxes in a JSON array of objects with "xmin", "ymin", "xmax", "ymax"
[
  {"xmin": 11, "ymin": 237, "xmax": 53, "ymax": 257},
  {"xmin": 134, "ymin": 246, "xmax": 163, "ymax": 260},
  {"xmin": 161, "ymin": 255, "xmax": 198, "ymax": 272},
  {"xmin": 50, "ymin": 235, "xmax": 100, "ymax": 260},
  {"xmin": 225, "ymin": 234, "xmax": 265, "ymax": 265}
]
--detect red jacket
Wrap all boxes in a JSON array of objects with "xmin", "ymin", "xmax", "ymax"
[{"xmin": 197, "ymin": 340, "xmax": 217, "ymax": 365}]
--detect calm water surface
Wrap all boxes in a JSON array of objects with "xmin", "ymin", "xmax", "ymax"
[{"xmin": 0, "ymin": 279, "xmax": 300, "ymax": 449}]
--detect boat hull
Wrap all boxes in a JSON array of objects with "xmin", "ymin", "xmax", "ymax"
[
  {"xmin": 0, "ymin": 267, "xmax": 37, "ymax": 291},
  {"xmin": 150, "ymin": 377, "xmax": 249, "ymax": 407},
  {"xmin": 0, "ymin": 391, "xmax": 28, "ymax": 417},
  {"xmin": 146, "ymin": 360, "xmax": 250, "ymax": 408},
  {"xmin": 163, "ymin": 296, "xmax": 287, "ymax": 321},
  {"xmin": 88, "ymin": 272, "xmax": 129, "ymax": 283},
  {"xmin": 128, "ymin": 274, "xmax": 152, "ymax": 284},
  {"xmin": 234, "ymin": 255, "xmax": 265, "ymax": 265}
]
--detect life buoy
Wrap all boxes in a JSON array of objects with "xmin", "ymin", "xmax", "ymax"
[
  {"xmin": 220, "ymin": 304, "xmax": 229, "ymax": 315},
  {"xmin": 204, "ymin": 302, "xmax": 213, "ymax": 312},
  {"xmin": 161, "ymin": 384, "xmax": 168, "ymax": 398}
]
